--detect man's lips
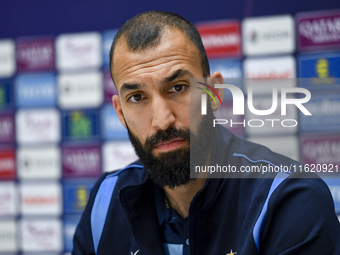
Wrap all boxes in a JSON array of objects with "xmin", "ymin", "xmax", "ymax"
[{"xmin": 154, "ymin": 138, "xmax": 185, "ymax": 151}]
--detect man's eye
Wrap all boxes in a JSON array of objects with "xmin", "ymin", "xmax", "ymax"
[
  {"xmin": 169, "ymin": 85, "xmax": 187, "ymax": 93},
  {"xmin": 128, "ymin": 94, "xmax": 144, "ymax": 103}
]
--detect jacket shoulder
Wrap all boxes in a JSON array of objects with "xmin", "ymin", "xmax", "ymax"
[
  {"xmin": 260, "ymin": 176, "xmax": 340, "ymax": 254},
  {"xmin": 232, "ymin": 133, "xmax": 301, "ymax": 167},
  {"xmin": 72, "ymin": 160, "xmax": 144, "ymax": 254}
]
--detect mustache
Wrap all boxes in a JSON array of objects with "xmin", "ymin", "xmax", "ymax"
[{"xmin": 144, "ymin": 127, "xmax": 190, "ymax": 149}]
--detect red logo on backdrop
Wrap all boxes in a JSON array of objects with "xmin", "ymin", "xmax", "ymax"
[
  {"xmin": 0, "ymin": 150, "xmax": 15, "ymax": 179},
  {"xmin": 196, "ymin": 21, "xmax": 241, "ymax": 58}
]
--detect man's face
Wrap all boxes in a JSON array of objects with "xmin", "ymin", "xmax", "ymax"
[{"xmin": 111, "ymin": 28, "xmax": 211, "ymax": 188}]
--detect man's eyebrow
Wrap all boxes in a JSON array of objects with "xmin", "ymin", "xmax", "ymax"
[
  {"xmin": 161, "ymin": 69, "xmax": 192, "ymax": 84},
  {"xmin": 120, "ymin": 83, "xmax": 141, "ymax": 94},
  {"xmin": 119, "ymin": 69, "xmax": 192, "ymax": 94}
]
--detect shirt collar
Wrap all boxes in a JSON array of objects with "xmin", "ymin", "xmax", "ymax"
[
  {"xmin": 154, "ymin": 184, "xmax": 168, "ymax": 226},
  {"xmin": 154, "ymin": 184, "xmax": 188, "ymax": 226}
]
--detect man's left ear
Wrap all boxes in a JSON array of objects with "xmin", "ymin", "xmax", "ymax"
[{"xmin": 209, "ymin": 71, "xmax": 224, "ymax": 111}]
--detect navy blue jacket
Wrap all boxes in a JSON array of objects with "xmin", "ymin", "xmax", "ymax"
[{"xmin": 73, "ymin": 126, "xmax": 340, "ymax": 254}]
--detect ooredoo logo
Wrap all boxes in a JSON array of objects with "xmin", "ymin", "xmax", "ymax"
[
  {"xmin": 243, "ymin": 56, "xmax": 296, "ymax": 83},
  {"xmin": 0, "ymin": 150, "xmax": 15, "ymax": 179},
  {"xmin": 20, "ymin": 183, "xmax": 62, "ymax": 215},
  {"xmin": 196, "ymin": 21, "xmax": 241, "ymax": 57}
]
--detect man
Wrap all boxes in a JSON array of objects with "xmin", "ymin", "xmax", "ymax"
[{"xmin": 73, "ymin": 11, "xmax": 340, "ymax": 255}]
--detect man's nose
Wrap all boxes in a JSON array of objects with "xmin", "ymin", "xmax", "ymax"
[{"xmin": 151, "ymin": 96, "xmax": 176, "ymax": 130}]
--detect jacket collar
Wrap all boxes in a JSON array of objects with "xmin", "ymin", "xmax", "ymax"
[{"xmin": 119, "ymin": 177, "xmax": 166, "ymax": 255}]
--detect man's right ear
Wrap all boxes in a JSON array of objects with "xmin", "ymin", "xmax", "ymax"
[{"xmin": 112, "ymin": 95, "xmax": 127, "ymax": 128}]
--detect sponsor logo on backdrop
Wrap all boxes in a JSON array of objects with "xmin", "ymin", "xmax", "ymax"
[
  {"xmin": 16, "ymin": 108, "xmax": 60, "ymax": 144},
  {"xmin": 69, "ymin": 112, "xmax": 92, "ymax": 137},
  {"xmin": 63, "ymin": 181, "xmax": 96, "ymax": 213},
  {"xmin": 20, "ymin": 219, "xmax": 62, "ymax": 252},
  {"xmin": 0, "ymin": 85, "xmax": 6, "ymax": 107},
  {"xmin": 63, "ymin": 110, "xmax": 100, "ymax": 141},
  {"xmin": 56, "ymin": 32, "xmax": 102, "ymax": 70},
  {"xmin": 58, "ymin": 71, "xmax": 103, "ymax": 109},
  {"xmin": 0, "ymin": 81, "xmax": 13, "ymax": 109},
  {"xmin": 0, "ymin": 149, "xmax": 15, "ymax": 179},
  {"xmin": 209, "ymin": 61, "xmax": 243, "ymax": 99},
  {"xmin": 20, "ymin": 182, "xmax": 62, "ymax": 215},
  {"xmin": 0, "ymin": 40, "xmax": 15, "ymax": 77},
  {"xmin": 16, "ymin": 37, "xmax": 55, "ymax": 72},
  {"xmin": 244, "ymin": 56, "xmax": 296, "ymax": 79},
  {"xmin": 297, "ymin": 10, "xmax": 340, "ymax": 51},
  {"xmin": 0, "ymin": 114, "xmax": 15, "ymax": 143},
  {"xmin": 0, "ymin": 220, "xmax": 18, "ymax": 252},
  {"xmin": 17, "ymin": 146, "xmax": 61, "ymax": 179},
  {"xmin": 244, "ymin": 56, "xmax": 296, "ymax": 94},
  {"xmin": 0, "ymin": 182, "xmax": 17, "ymax": 216},
  {"xmin": 209, "ymin": 59, "xmax": 242, "ymax": 78},
  {"xmin": 15, "ymin": 73, "xmax": 57, "ymax": 107},
  {"xmin": 102, "ymin": 29, "xmax": 118, "ymax": 67},
  {"xmin": 299, "ymin": 93, "xmax": 340, "ymax": 132},
  {"xmin": 101, "ymin": 104, "xmax": 128, "ymax": 140},
  {"xmin": 301, "ymin": 134, "xmax": 340, "ymax": 166},
  {"xmin": 103, "ymin": 141, "xmax": 138, "ymax": 172},
  {"xmin": 298, "ymin": 52, "xmax": 340, "ymax": 90},
  {"xmin": 63, "ymin": 216, "xmax": 81, "ymax": 252},
  {"xmin": 248, "ymin": 136, "xmax": 299, "ymax": 161},
  {"xmin": 196, "ymin": 21, "xmax": 241, "ymax": 57},
  {"xmin": 103, "ymin": 69, "xmax": 118, "ymax": 103},
  {"xmin": 62, "ymin": 144, "xmax": 102, "ymax": 178},
  {"xmin": 242, "ymin": 15, "xmax": 295, "ymax": 56}
]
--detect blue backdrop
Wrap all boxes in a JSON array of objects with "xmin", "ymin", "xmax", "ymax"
[{"xmin": 1, "ymin": 0, "xmax": 339, "ymax": 38}]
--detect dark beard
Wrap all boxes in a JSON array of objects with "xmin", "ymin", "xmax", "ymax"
[{"xmin": 126, "ymin": 106, "xmax": 215, "ymax": 189}]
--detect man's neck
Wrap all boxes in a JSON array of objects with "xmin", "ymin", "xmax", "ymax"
[{"xmin": 162, "ymin": 178, "xmax": 207, "ymax": 219}]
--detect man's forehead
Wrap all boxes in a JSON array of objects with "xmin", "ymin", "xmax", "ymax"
[
  {"xmin": 114, "ymin": 27, "xmax": 191, "ymax": 52},
  {"xmin": 113, "ymin": 28, "xmax": 198, "ymax": 62},
  {"xmin": 111, "ymin": 28, "xmax": 201, "ymax": 88}
]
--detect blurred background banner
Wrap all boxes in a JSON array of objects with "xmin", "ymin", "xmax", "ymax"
[{"xmin": 0, "ymin": 1, "xmax": 339, "ymax": 254}]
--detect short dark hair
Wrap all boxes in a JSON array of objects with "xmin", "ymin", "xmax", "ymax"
[{"xmin": 109, "ymin": 11, "xmax": 210, "ymax": 83}]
